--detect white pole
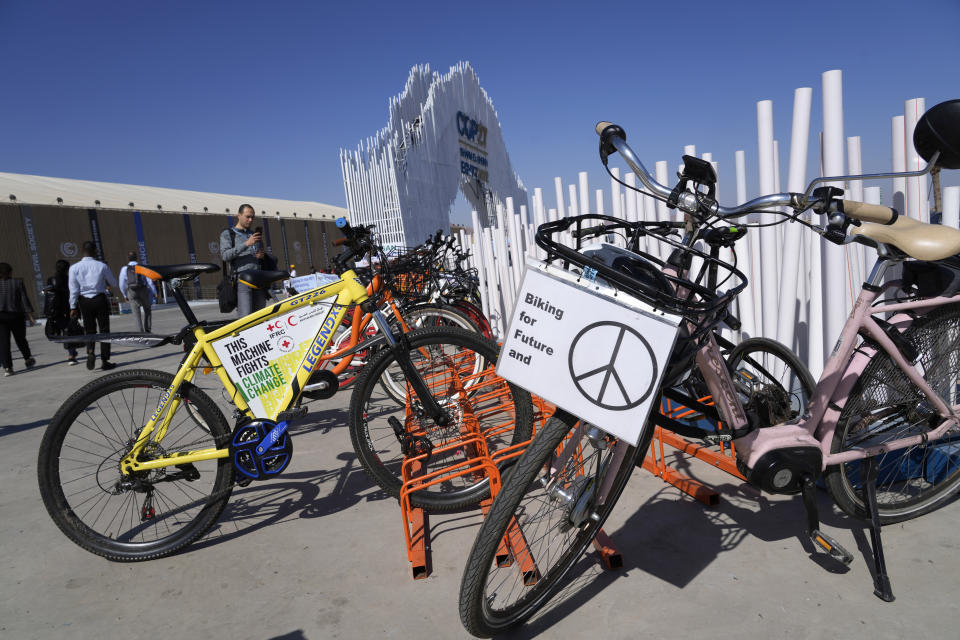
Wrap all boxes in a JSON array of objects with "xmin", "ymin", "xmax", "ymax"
[
  {"xmin": 943, "ymin": 187, "xmax": 960, "ymax": 229},
  {"xmin": 494, "ymin": 205, "xmax": 514, "ymax": 317},
  {"xmin": 891, "ymin": 116, "xmax": 907, "ymax": 212},
  {"xmin": 624, "ymin": 172, "xmax": 638, "ymax": 224},
  {"xmin": 609, "ymin": 167, "xmax": 621, "ymax": 219},
  {"xmin": 820, "ymin": 69, "xmax": 847, "ymax": 367},
  {"xmin": 578, "ymin": 171, "xmax": 590, "ymax": 216},
  {"xmin": 904, "ymin": 98, "xmax": 929, "ymax": 222},
  {"xmin": 655, "ymin": 161, "xmax": 670, "ymax": 221},
  {"xmin": 482, "ymin": 226, "xmax": 503, "ymax": 336},
  {"xmin": 654, "ymin": 161, "xmax": 670, "ymax": 259},
  {"xmin": 595, "ymin": 189, "xmax": 605, "ymax": 216},
  {"xmin": 734, "ymin": 149, "xmax": 757, "ymax": 340},
  {"xmin": 776, "ymin": 87, "xmax": 812, "ymax": 356},
  {"xmin": 506, "ymin": 198, "xmax": 523, "ymax": 291},
  {"xmin": 773, "ymin": 139, "xmax": 783, "ymax": 274},
  {"xmin": 512, "ymin": 213, "xmax": 525, "ymax": 289},
  {"xmin": 846, "ymin": 135, "xmax": 867, "ymax": 283},
  {"xmin": 757, "ymin": 100, "xmax": 777, "ymax": 340},
  {"xmin": 568, "ymin": 184, "xmax": 579, "ymax": 216},
  {"xmin": 533, "ymin": 188, "xmax": 546, "ymax": 260},
  {"xmin": 554, "ymin": 177, "xmax": 566, "ymax": 223},
  {"xmin": 471, "ymin": 209, "xmax": 491, "ymax": 324}
]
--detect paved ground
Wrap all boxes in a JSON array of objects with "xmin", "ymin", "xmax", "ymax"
[{"xmin": 2, "ymin": 304, "xmax": 959, "ymax": 639}]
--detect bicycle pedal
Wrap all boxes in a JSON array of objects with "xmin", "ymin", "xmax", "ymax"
[
  {"xmin": 276, "ymin": 407, "xmax": 308, "ymax": 423},
  {"xmin": 809, "ymin": 529, "xmax": 853, "ymax": 565}
]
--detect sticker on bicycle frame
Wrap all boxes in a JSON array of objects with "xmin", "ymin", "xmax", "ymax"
[
  {"xmin": 496, "ymin": 258, "xmax": 681, "ymax": 446},
  {"xmin": 212, "ymin": 301, "xmax": 337, "ymax": 418}
]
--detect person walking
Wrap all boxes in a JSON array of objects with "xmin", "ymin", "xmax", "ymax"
[
  {"xmin": 44, "ymin": 259, "xmax": 80, "ymax": 365},
  {"xmin": 0, "ymin": 262, "xmax": 37, "ymax": 376},
  {"xmin": 119, "ymin": 251, "xmax": 156, "ymax": 332},
  {"xmin": 220, "ymin": 203, "xmax": 267, "ymax": 316},
  {"xmin": 69, "ymin": 241, "xmax": 119, "ymax": 370}
]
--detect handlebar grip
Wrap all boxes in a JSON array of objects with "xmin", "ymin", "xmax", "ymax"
[
  {"xmin": 595, "ymin": 121, "xmax": 614, "ymax": 136},
  {"xmin": 839, "ymin": 200, "xmax": 898, "ymax": 225},
  {"xmin": 333, "ymin": 237, "xmax": 347, "ymax": 246}
]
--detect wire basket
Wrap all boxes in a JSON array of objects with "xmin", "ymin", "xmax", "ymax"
[{"xmin": 535, "ymin": 214, "xmax": 746, "ymax": 341}]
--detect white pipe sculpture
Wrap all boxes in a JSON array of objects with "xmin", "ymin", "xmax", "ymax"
[{"xmin": 340, "ymin": 62, "xmax": 527, "ymax": 249}]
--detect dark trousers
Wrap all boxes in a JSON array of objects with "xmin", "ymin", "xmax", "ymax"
[
  {"xmin": 0, "ymin": 311, "xmax": 31, "ymax": 369},
  {"xmin": 78, "ymin": 294, "xmax": 111, "ymax": 361}
]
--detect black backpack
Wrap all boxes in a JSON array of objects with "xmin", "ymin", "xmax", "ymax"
[
  {"xmin": 42, "ymin": 277, "xmax": 68, "ymax": 318},
  {"xmin": 126, "ymin": 265, "xmax": 148, "ymax": 292}
]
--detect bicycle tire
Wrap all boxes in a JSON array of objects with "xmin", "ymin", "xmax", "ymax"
[
  {"xmin": 348, "ymin": 326, "xmax": 533, "ymax": 511},
  {"xmin": 726, "ymin": 336, "xmax": 816, "ymax": 425},
  {"xmin": 38, "ymin": 369, "xmax": 234, "ymax": 561},
  {"xmin": 459, "ymin": 409, "xmax": 647, "ymax": 637},
  {"xmin": 825, "ymin": 303, "xmax": 960, "ymax": 524},
  {"xmin": 451, "ymin": 300, "xmax": 495, "ymax": 338},
  {"xmin": 378, "ymin": 303, "xmax": 484, "ymax": 404}
]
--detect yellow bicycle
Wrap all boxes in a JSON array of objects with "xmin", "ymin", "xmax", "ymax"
[{"xmin": 38, "ymin": 220, "xmax": 532, "ymax": 561}]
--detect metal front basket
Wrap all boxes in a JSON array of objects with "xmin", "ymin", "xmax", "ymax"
[
  {"xmin": 535, "ymin": 214, "xmax": 746, "ymax": 340},
  {"xmin": 379, "ymin": 247, "xmax": 434, "ymax": 300}
]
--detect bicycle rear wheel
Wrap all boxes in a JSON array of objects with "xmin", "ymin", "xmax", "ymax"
[
  {"xmin": 348, "ymin": 327, "xmax": 533, "ymax": 511},
  {"xmin": 37, "ymin": 369, "xmax": 233, "ymax": 561},
  {"xmin": 825, "ymin": 303, "xmax": 960, "ymax": 523},
  {"xmin": 458, "ymin": 409, "xmax": 647, "ymax": 637}
]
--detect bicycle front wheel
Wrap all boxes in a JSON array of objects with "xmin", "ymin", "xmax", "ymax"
[
  {"xmin": 726, "ymin": 336, "xmax": 816, "ymax": 425},
  {"xmin": 38, "ymin": 369, "xmax": 234, "ymax": 561},
  {"xmin": 349, "ymin": 327, "xmax": 533, "ymax": 511},
  {"xmin": 378, "ymin": 303, "xmax": 484, "ymax": 404},
  {"xmin": 825, "ymin": 303, "xmax": 960, "ymax": 523},
  {"xmin": 458, "ymin": 409, "xmax": 646, "ymax": 637}
]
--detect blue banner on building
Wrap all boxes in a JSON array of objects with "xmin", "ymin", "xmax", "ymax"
[
  {"xmin": 87, "ymin": 209, "xmax": 104, "ymax": 259},
  {"xmin": 19, "ymin": 205, "xmax": 45, "ymax": 298},
  {"xmin": 133, "ymin": 211, "xmax": 148, "ymax": 264}
]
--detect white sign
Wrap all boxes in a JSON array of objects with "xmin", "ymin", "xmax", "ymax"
[
  {"xmin": 212, "ymin": 301, "xmax": 336, "ymax": 418},
  {"xmin": 289, "ymin": 273, "xmax": 340, "ymax": 293},
  {"xmin": 496, "ymin": 258, "xmax": 681, "ymax": 445}
]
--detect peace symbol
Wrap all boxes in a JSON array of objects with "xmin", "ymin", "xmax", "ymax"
[{"xmin": 567, "ymin": 321, "xmax": 657, "ymax": 411}]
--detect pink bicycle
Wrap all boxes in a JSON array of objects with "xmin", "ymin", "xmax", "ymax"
[{"xmin": 459, "ymin": 99, "xmax": 960, "ymax": 636}]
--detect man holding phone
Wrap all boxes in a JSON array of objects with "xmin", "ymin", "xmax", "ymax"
[{"xmin": 219, "ymin": 203, "xmax": 268, "ymax": 316}]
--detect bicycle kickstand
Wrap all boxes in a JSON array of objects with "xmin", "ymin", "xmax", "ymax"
[
  {"xmin": 862, "ymin": 456, "xmax": 895, "ymax": 602},
  {"xmin": 800, "ymin": 474, "xmax": 854, "ymax": 566}
]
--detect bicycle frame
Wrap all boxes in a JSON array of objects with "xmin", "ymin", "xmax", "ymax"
[
  {"xmin": 698, "ymin": 258, "xmax": 960, "ymax": 473},
  {"xmin": 557, "ymin": 252, "xmax": 960, "ymax": 507},
  {"xmin": 119, "ymin": 270, "xmax": 371, "ymax": 475}
]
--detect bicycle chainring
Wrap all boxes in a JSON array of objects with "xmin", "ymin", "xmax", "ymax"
[{"xmin": 229, "ymin": 419, "xmax": 294, "ymax": 481}]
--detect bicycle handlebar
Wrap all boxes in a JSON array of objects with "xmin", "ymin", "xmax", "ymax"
[{"xmin": 596, "ymin": 122, "xmax": 923, "ymax": 227}]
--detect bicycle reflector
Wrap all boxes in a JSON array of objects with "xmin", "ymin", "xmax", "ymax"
[{"xmin": 229, "ymin": 419, "xmax": 293, "ymax": 481}]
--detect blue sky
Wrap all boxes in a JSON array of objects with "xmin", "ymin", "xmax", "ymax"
[{"xmin": 2, "ymin": 1, "xmax": 958, "ymax": 224}]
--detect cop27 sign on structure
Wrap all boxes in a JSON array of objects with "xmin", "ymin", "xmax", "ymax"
[
  {"xmin": 341, "ymin": 62, "xmax": 527, "ymax": 249},
  {"xmin": 457, "ymin": 110, "xmax": 489, "ymax": 184}
]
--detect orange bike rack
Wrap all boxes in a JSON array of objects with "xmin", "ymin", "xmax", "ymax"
[
  {"xmin": 641, "ymin": 396, "xmax": 745, "ymax": 506},
  {"xmin": 397, "ymin": 358, "xmax": 621, "ymax": 579}
]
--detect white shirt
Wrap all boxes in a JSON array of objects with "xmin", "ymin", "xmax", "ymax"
[
  {"xmin": 118, "ymin": 262, "xmax": 158, "ymax": 299},
  {"xmin": 68, "ymin": 257, "xmax": 118, "ymax": 309}
]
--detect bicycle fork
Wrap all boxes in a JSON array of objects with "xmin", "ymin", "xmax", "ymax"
[{"xmin": 369, "ymin": 309, "xmax": 449, "ymax": 427}]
